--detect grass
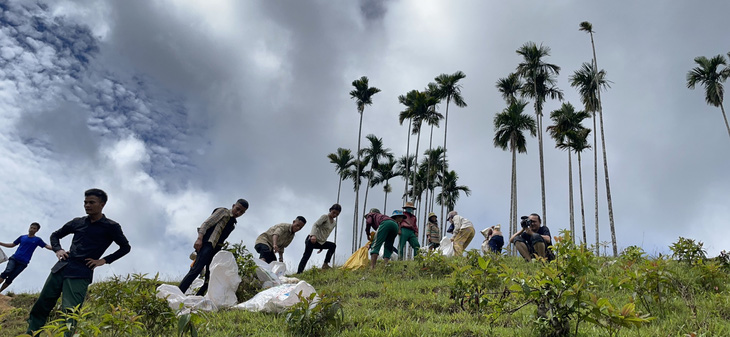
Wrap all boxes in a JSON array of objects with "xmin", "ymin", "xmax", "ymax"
[{"xmin": 0, "ymin": 248, "xmax": 729, "ymax": 336}]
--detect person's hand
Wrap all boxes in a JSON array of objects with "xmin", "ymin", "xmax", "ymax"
[
  {"xmin": 278, "ymin": 257, "xmax": 283, "ymax": 263},
  {"xmin": 317, "ymin": 249, "xmax": 323, "ymax": 254},
  {"xmin": 309, "ymin": 236, "xmax": 317, "ymax": 244},
  {"xmin": 450, "ymin": 238, "xmax": 454, "ymax": 242},
  {"xmin": 56, "ymin": 249, "xmax": 68, "ymax": 260},
  {"xmin": 193, "ymin": 238, "xmax": 203, "ymax": 251},
  {"xmin": 85, "ymin": 258, "xmax": 106, "ymax": 270},
  {"xmin": 273, "ymin": 244, "xmax": 280, "ymax": 253}
]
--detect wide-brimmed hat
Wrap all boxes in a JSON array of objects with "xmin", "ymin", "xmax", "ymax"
[
  {"xmin": 391, "ymin": 210, "xmax": 405, "ymax": 218},
  {"xmin": 403, "ymin": 201, "xmax": 416, "ymax": 209},
  {"xmin": 428, "ymin": 212, "xmax": 437, "ymax": 219}
]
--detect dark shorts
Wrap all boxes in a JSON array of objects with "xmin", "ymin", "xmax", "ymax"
[
  {"xmin": 0, "ymin": 257, "xmax": 28, "ymax": 284},
  {"xmin": 255, "ymin": 243, "xmax": 277, "ymax": 264},
  {"xmin": 488, "ymin": 235, "xmax": 504, "ymax": 253},
  {"xmin": 513, "ymin": 232, "xmax": 546, "ymax": 255}
]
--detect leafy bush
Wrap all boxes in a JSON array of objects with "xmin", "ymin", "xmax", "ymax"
[
  {"xmin": 286, "ymin": 291, "xmax": 344, "ymax": 337},
  {"xmin": 449, "ymin": 254, "xmax": 506, "ymax": 316},
  {"xmin": 620, "ymin": 245, "xmax": 646, "ymax": 263},
  {"xmin": 223, "ymin": 241, "xmax": 262, "ymax": 302},
  {"xmin": 670, "ymin": 237, "xmax": 707, "ymax": 264},
  {"xmin": 618, "ymin": 257, "xmax": 676, "ymax": 315},
  {"xmin": 99, "ymin": 305, "xmax": 144, "ymax": 337},
  {"xmin": 414, "ymin": 249, "xmax": 453, "ymax": 277},
  {"xmin": 584, "ymin": 295, "xmax": 654, "ymax": 337}
]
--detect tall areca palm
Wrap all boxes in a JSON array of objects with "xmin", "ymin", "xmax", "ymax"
[
  {"xmin": 496, "ymin": 72, "xmax": 523, "ymax": 105},
  {"xmin": 516, "ymin": 42, "xmax": 564, "ymax": 228},
  {"xmin": 436, "ymin": 170, "xmax": 471, "ymax": 214},
  {"xmin": 398, "ymin": 90, "xmax": 418, "ymax": 203},
  {"xmin": 327, "ymin": 147, "xmax": 355, "ymax": 258},
  {"xmin": 349, "ymin": 76, "xmax": 381, "ymax": 252},
  {"xmin": 359, "ymin": 134, "xmax": 393, "ymax": 246},
  {"xmin": 570, "ymin": 128, "xmax": 592, "ymax": 245},
  {"xmin": 493, "ymin": 101, "xmax": 537, "ymax": 250},
  {"xmin": 434, "ymin": 71, "xmax": 467, "ymax": 230},
  {"xmin": 396, "ymin": 154, "xmax": 416, "ymax": 200},
  {"xmin": 374, "ymin": 157, "xmax": 398, "ymax": 212},
  {"xmin": 547, "ymin": 102, "xmax": 591, "ymax": 242},
  {"xmin": 401, "ymin": 90, "xmax": 440, "ymax": 202},
  {"xmin": 686, "ymin": 54, "xmax": 730, "ymax": 139}
]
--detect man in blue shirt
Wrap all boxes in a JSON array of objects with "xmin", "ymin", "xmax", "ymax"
[
  {"xmin": 0, "ymin": 222, "xmax": 53, "ymax": 293},
  {"xmin": 26, "ymin": 189, "xmax": 131, "ymax": 336}
]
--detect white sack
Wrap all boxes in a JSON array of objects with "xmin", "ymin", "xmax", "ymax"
[
  {"xmin": 0, "ymin": 247, "xmax": 7, "ymax": 264},
  {"xmin": 439, "ymin": 236, "xmax": 455, "ymax": 257},
  {"xmin": 156, "ymin": 284, "xmax": 217, "ymax": 314},
  {"xmin": 235, "ymin": 281, "xmax": 316, "ymax": 313},
  {"xmin": 270, "ymin": 261, "xmax": 287, "ymax": 278},
  {"xmin": 378, "ymin": 245, "xmax": 399, "ymax": 260},
  {"xmin": 481, "ymin": 240, "xmax": 490, "ymax": 255},
  {"xmin": 205, "ymin": 251, "xmax": 241, "ymax": 308},
  {"xmin": 254, "ymin": 258, "xmax": 282, "ymax": 288},
  {"xmin": 184, "ymin": 279, "xmax": 205, "ymax": 296}
]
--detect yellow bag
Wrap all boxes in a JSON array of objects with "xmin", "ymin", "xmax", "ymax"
[{"xmin": 341, "ymin": 234, "xmax": 375, "ymax": 270}]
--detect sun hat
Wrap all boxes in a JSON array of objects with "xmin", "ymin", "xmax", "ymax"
[
  {"xmin": 391, "ymin": 210, "xmax": 405, "ymax": 218},
  {"xmin": 447, "ymin": 210, "xmax": 458, "ymax": 221},
  {"xmin": 403, "ymin": 201, "xmax": 416, "ymax": 209},
  {"xmin": 428, "ymin": 212, "xmax": 437, "ymax": 218}
]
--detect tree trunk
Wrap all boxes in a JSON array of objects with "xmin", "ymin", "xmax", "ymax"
[
  {"xmin": 353, "ymin": 109, "xmax": 364, "ymax": 253},
  {"xmin": 592, "ymin": 113, "xmax": 599, "ymax": 255},
  {"xmin": 568, "ymin": 149, "xmax": 575, "ymax": 242},
  {"xmin": 383, "ymin": 179, "xmax": 389, "ymax": 212},
  {"xmin": 590, "ymin": 31, "xmax": 617, "ymax": 257},
  {"xmin": 411, "ymin": 125, "xmax": 422, "ymax": 201},
  {"xmin": 440, "ymin": 97, "xmax": 451, "ymax": 235},
  {"xmin": 537, "ymin": 109, "xmax": 547, "ymax": 227},
  {"xmin": 359, "ymin": 171, "xmax": 373, "ymax": 248},
  {"xmin": 404, "ymin": 119, "xmax": 412, "ymax": 203},
  {"xmin": 334, "ymin": 178, "xmax": 342, "ymax": 265},
  {"xmin": 720, "ymin": 104, "xmax": 730, "ymax": 140},
  {"xmin": 511, "ymin": 140, "xmax": 518, "ymax": 256},
  {"xmin": 578, "ymin": 152, "xmax": 587, "ymax": 245}
]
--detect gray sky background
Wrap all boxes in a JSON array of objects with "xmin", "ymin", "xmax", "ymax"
[{"xmin": 1, "ymin": 0, "xmax": 728, "ymax": 293}]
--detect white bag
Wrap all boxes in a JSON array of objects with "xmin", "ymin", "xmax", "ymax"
[
  {"xmin": 378, "ymin": 245, "xmax": 399, "ymax": 260},
  {"xmin": 234, "ymin": 281, "xmax": 316, "ymax": 313},
  {"xmin": 204, "ymin": 251, "xmax": 241, "ymax": 308},
  {"xmin": 156, "ymin": 284, "xmax": 217, "ymax": 314},
  {"xmin": 439, "ymin": 236, "xmax": 455, "ymax": 257},
  {"xmin": 270, "ymin": 261, "xmax": 287, "ymax": 278},
  {"xmin": 0, "ymin": 247, "xmax": 7, "ymax": 264},
  {"xmin": 481, "ymin": 240, "xmax": 490, "ymax": 255},
  {"xmin": 254, "ymin": 258, "xmax": 282, "ymax": 288}
]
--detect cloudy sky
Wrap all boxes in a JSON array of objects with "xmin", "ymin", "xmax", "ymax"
[{"xmin": 1, "ymin": 0, "xmax": 728, "ymax": 293}]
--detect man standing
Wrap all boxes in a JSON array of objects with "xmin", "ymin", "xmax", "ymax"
[
  {"xmin": 0, "ymin": 222, "xmax": 53, "ymax": 293},
  {"xmin": 510, "ymin": 213, "xmax": 552, "ymax": 261},
  {"xmin": 178, "ymin": 198, "xmax": 249, "ymax": 295},
  {"xmin": 297, "ymin": 204, "xmax": 340, "ymax": 273},
  {"xmin": 398, "ymin": 201, "xmax": 420, "ymax": 259},
  {"xmin": 27, "ymin": 189, "xmax": 131, "ymax": 336},
  {"xmin": 255, "ymin": 216, "xmax": 306, "ymax": 263},
  {"xmin": 426, "ymin": 213, "xmax": 441, "ymax": 250}
]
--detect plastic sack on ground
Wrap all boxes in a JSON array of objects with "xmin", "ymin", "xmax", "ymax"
[
  {"xmin": 0, "ymin": 247, "xmax": 7, "ymax": 264},
  {"xmin": 439, "ymin": 236, "xmax": 455, "ymax": 257},
  {"xmin": 254, "ymin": 258, "xmax": 282, "ymax": 288},
  {"xmin": 341, "ymin": 244, "xmax": 370, "ymax": 270},
  {"xmin": 184, "ymin": 278, "xmax": 205, "ymax": 296},
  {"xmin": 270, "ymin": 261, "xmax": 287, "ymax": 278},
  {"xmin": 205, "ymin": 251, "xmax": 240, "ymax": 308},
  {"xmin": 234, "ymin": 280, "xmax": 316, "ymax": 313},
  {"xmin": 378, "ymin": 245, "xmax": 399, "ymax": 260},
  {"xmin": 156, "ymin": 284, "xmax": 217, "ymax": 315}
]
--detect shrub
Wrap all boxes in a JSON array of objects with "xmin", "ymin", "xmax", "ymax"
[
  {"xmin": 414, "ymin": 249, "xmax": 453, "ymax": 277},
  {"xmin": 620, "ymin": 245, "xmax": 646, "ymax": 263},
  {"xmin": 670, "ymin": 237, "xmax": 707, "ymax": 264},
  {"xmin": 286, "ymin": 291, "xmax": 344, "ymax": 337}
]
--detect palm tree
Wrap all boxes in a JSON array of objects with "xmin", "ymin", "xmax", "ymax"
[
  {"xmin": 396, "ymin": 154, "xmax": 416, "ymax": 201},
  {"xmin": 686, "ymin": 54, "xmax": 730, "ymax": 139},
  {"xmin": 327, "ymin": 147, "xmax": 355, "ymax": 260},
  {"xmin": 570, "ymin": 128, "xmax": 592, "ymax": 245},
  {"xmin": 436, "ymin": 170, "xmax": 471, "ymax": 214},
  {"xmin": 419, "ymin": 147, "xmax": 445, "ymax": 243},
  {"xmin": 493, "ymin": 101, "xmax": 537, "ymax": 250},
  {"xmin": 358, "ymin": 134, "xmax": 393, "ymax": 246},
  {"xmin": 398, "ymin": 90, "xmax": 418, "ymax": 203},
  {"xmin": 434, "ymin": 71, "xmax": 467, "ymax": 230},
  {"xmin": 374, "ymin": 157, "xmax": 399, "ymax": 212},
  {"xmin": 570, "ymin": 61, "xmax": 611, "ymax": 255},
  {"xmin": 349, "ymin": 76, "xmax": 381, "ymax": 252},
  {"xmin": 516, "ymin": 42, "xmax": 564, "ymax": 228},
  {"xmin": 400, "ymin": 90, "xmax": 440, "ymax": 202},
  {"xmin": 547, "ymin": 102, "xmax": 591, "ymax": 242},
  {"xmin": 496, "ymin": 73, "xmax": 523, "ymax": 105}
]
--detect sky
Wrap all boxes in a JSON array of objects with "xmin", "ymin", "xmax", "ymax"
[{"xmin": 1, "ymin": 0, "xmax": 729, "ymax": 293}]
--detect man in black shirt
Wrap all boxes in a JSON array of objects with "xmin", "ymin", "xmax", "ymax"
[
  {"xmin": 509, "ymin": 213, "xmax": 552, "ymax": 261},
  {"xmin": 27, "ymin": 188, "xmax": 131, "ymax": 335}
]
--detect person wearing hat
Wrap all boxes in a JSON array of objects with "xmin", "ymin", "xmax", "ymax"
[
  {"xmin": 426, "ymin": 212, "xmax": 441, "ymax": 250},
  {"xmin": 398, "ymin": 201, "xmax": 420, "ymax": 259},
  {"xmin": 365, "ymin": 209, "xmax": 400, "ymax": 269},
  {"xmin": 447, "ymin": 210, "xmax": 475, "ymax": 256}
]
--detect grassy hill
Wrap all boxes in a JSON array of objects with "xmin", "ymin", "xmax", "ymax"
[{"xmin": 1, "ymin": 234, "xmax": 729, "ymax": 336}]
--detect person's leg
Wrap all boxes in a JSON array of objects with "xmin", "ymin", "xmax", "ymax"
[
  {"xmin": 369, "ymin": 253, "xmax": 378, "ymax": 269},
  {"xmin": 61, "ymin": 277, "xmax": 91, "ymax": 336},
  {"xmin": 322, "ymin": 241, "xmax": 336, "ymax": 267},
  {"xmin": 369, "ymin": 227, "xmax": 389, "ymax": 256},
  {"xmin": 255, "ymin": 243, "xmax": 276, "ymax": 263},
  {"xmin": 530, "ymin": 233, "xmax": 547, "ymax": 258},
  {"xmin": 398, "ymin": 228, "xmax": 415, "ymax": 260},
  {"xmin": 297, "ymin": 236, "xmax": 316, "ymax": 274},
  {"xmin": 407, "ymin": 230, "xmax": 420, "ymax": 256},
  {"xmin": 515, "ymin": 241, "xmax": 532, "ymax": 261},
  {"xmin": 382, "ymin": 223, "xmax": 398, "ymax": 262},
  {"xmin": 462, "ymin": 227, "xmax": 475, "ymax": 250},
  {"xmin": 452, "ymin": 229, "xmax": 469, "ymax": 256},
  {"xmin": 27, "ymin": 272, "xmax": 64, "ymax": 334},
  {"xmin": 179, "ymin": 243, "xmax": 215, "ymax": 293},
  {"xmin": 0, "ymin": 258, "xmax": 27, "ymax": 293}
]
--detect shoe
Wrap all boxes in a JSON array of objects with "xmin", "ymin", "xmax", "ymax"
[{"xmin": 321, "ymin": 263, "xmax": 331, "ymax": 270}]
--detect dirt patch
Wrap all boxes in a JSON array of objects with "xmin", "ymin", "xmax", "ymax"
[{"xmin": 0, "ymin": 294, "xmax": 13, "ymax": 314}]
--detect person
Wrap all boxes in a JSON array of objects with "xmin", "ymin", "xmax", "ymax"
[
  {"xmin": 178, "ymin": 198, "xmax": 249, "ymax": 295},
  {"xmin": 255, "ymin": 216, "xmax": 306, "ymax": 263},
  {"xmin": 509, "ymin": 213, "xmax": 552, "ymax": 261},
  {"xmin": 367, "ymin": 209, "xmax": 401, "ymax": 269},
  {"xmin": 447, "ymin": 211, "xmax": 475, "ymax": 256},
  {"xmin": 296, "ymin": 204, "xmax": 341, "ymax": 273},
  {"xmin": 426, "ymin": 212, "xmax": 440, "ymax": 250},
  {"xmin": 27, "ymin": 189, "xmax": 131, "ymax": 336},
  {"xmin": 398, "ymin": 201, "xmax": 420, "ymax": 259},
  {"xmin": 481, "ymin": 224, "xmax": 504, "ymax": 254},
  {"xmin": 0, "ymin": 222, "xmax": 53, "ymax": 293}
]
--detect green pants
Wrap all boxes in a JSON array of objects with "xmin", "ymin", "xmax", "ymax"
[
  {"xmin": 370, "ymin": 220, "xmax": 399, "ymax": 259},
  {"xmin": 398, "ymin": 227, "xmax": 420, "ymax": 260},
  {"xmin": 27, "ymin": 271, "xmax": 91, "ymax": 335}
]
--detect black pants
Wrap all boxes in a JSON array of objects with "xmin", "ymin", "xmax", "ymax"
[
  {"xmin": 255, "ymin": 243, "xmax": 277, "ymax": 264},
  {"xmin": 296, "ymin": 235, "xmax": 336, "ymax": 274},
  {"xmin": 179, "ymin": 243, "xmax": 215, "ymax": 295}
]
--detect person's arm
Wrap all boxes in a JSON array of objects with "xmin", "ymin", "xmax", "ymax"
[
  {"xmin": 272, "ymin": 234, "xmax": 280, "ymax": 253},
  {"xmin": 509, "ymin": 228, "xmax": 525, "ymax": 244},
  {"xmin": 194, "ymin": 208, "xmax": 227, "ymax": 250},
  {"xmin": 86, "ymin": 224, "xmax": 131, "ymax": 270},
  {"xmin": 51, "ymin": 220, "xmax": 76, "ymax": 260},
  {"xmin": 0, "ymin": 242, "xmax": 16, "ymax": 248},
  {"xmin": 45, "ymin": 244, "xmax": 53, "ymax": 250},
  {"xmin": 278, "ymin": 251, "xmax": 284, "ymax": 262},
  {"xmin": 540, "ymin": 227, "xmax": 551, "ymax": 244}
]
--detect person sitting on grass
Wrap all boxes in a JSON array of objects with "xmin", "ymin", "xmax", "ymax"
[
  {"xmin": 255, "ymin": 216, "xmax": 306, "ymax": 264},
  {"xmin": 366, "ymin": 209, "xmax": 402, "ymax": 269},
  {"xmin": 297, "ymin": 204, "xmax": 341, "ymax": 273},
  {"xmin": 509, "ymin": 213, "xmax": 552, "ymax": 262},
  {"xmin": 0, "ymin": 222, "xmax": 53, "ymax": 293}
]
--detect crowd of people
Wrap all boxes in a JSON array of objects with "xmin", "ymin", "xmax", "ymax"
[{"xmin": 0, "ymin": 188, "xmax": 555, "ymax": 335}]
